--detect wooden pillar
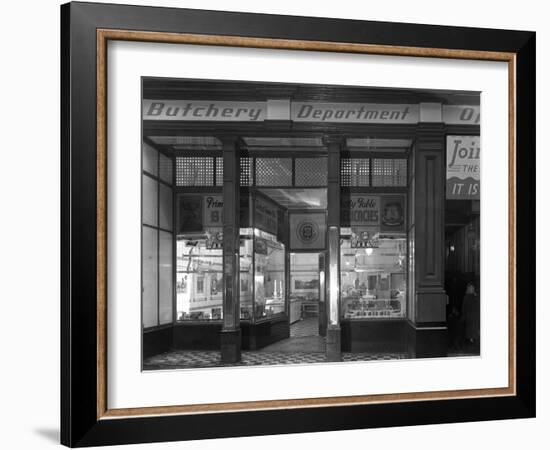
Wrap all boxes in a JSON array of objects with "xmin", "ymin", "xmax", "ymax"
[
  {"xmin": 411, "ymin": 122, "xmax": 447, "ymax": 357},
  {"xmin": 220, "ymin": 136, "xmax": 241, "ymax": 363},
  {"xmin": 324, "ymin": 135, "xmax": 343, "ymax": 361}
]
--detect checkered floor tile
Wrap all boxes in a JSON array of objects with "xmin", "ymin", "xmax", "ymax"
[{"xmin": 143, "ymin": 348, "xmax": 408, "ymax": 370}]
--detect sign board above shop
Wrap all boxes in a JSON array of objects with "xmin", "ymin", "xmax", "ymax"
[
  {"xmin": 291, "ymin": 102, "xmax": 418, "ymax": 124},
  {"xmin": 143, "ymin": 99, "xmax": 479, "ymax": 125},
  {"xmin": 446, "ymin": 136, "xmax": 480, "ymax": 200}
]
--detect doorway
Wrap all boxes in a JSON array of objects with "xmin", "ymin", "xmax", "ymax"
[{"xmin": 289, "ymin": 252, "xmax": 324, "ymax": 337}]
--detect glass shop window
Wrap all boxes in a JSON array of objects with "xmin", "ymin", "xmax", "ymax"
[
  {"xmin": 340, "ymin": 233, "xmax": 407, "ymax": 319},
  {"xmin": 254, "ymin": 229, "xmax": 286, "ymax": 319},
  {"xmin": 176, "ymin": 234, "xmax": 223, "ymax": 321},
  {"xmin": 142, "ymin": 142, "xmax": 174, "ymax": 328}
]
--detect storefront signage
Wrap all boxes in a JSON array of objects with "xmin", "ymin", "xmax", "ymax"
[
  {"xmin": 292, "ymin": 102, "xmax": 419, "ymax": 123},
  {"xmin": 446, "ymin": 136, "xmax": 480, "ymax": 199},
  {"xmin": 203, "ymin": 195, "xmax": 224, "ymax": 227},
  {"xmin": 143, "ymin": 100, "xmax": 266, "ymax": 121},
  {"xmin": 442, "ymin": 105, "xmax": 481, "ymax": 125},
  {"xmin": 254, "ymin": 197, "xmax": 278, "ymax": 236},
  {"xmin": 144, "ymin": 99, "xmax": 478, "ymax": 124},
  {"xmin": 290, "ymin": 213, "xmax": 326, "ymax": 250}
]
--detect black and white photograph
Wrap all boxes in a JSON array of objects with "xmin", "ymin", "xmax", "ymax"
[{"xmin": 141, "ymin": 78, "xmax": 482, "ymax": 370}]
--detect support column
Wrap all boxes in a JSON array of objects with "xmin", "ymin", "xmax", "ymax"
[
  {"xmin": 411, "ymin": 122, "xmax": 447, "ymax": 357},
  {"xmin": 318, "ymin": 252, "xmax": 327, "ymax": 337},
  {"xmin": 220, "ymin": 136, "xmax": 241, "ymax": 363},
  {"xmin": 324, "ymin": 135, "xmax": 343, "ymax": 361}
]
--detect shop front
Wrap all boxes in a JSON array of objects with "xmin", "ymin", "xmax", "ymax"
[{"xmin": 141, "ymin": 79, "xmax": 480, "ymax": 364}]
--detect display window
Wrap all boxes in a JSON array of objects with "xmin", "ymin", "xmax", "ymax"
[
  {"xmin": 176, "ymin": 233, "xmax": 223, "ymax": 321},
  {"xmin": 340, "ymin": 233, "xmax": 407, "ymax": 319},
  {"xmin": 239, "ymin": 231, "xmax": 254, "ymax": 320},
  {"xmin": 141, "ymin": 142, "xmax": 174, "ymax": 328},
  {"xmin": 253, "ymin": 229, "xmax": 286, "ymax": 320}
]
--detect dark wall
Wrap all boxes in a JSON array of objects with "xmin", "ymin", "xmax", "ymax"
[
  {"xmin": 341, "ymin": 320, "xmax": 410, "ymax": 354},
  {"xmin": 169, "ymin": 318, "xmax": 291, "ymax": 352},
  {"xmin": 173, "ymin": 323, "xmax": 222, "ymax": 350},
  {"xmin": 143, "ymin": 326, "xmax": 173, "ymax": 359}
]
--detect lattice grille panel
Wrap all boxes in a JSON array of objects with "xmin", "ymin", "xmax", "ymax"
[
  {"xmin": 255, "ymin": 158, "xmax": 292, "ymax": 186},
  {"xmin": 240, "ymin": 157, "xmax": 253, "ymax": 186},
  {"xmin": 341, "ymin": 158, "xmax": 370, "ymax": 187},
  {"xmin": 372, "ymin": 159, "xmax": 407, "ymax": 186},
  {"xmin": 215, "ymin": 157, "xmax": 223, "ymax": 186},
  {"xmin": 175, "ymin": 157, "xmax": 214, "ymax": 186},
  {"xmin": 295, "ymin": 158, "xmax": 327, "ymax": 186}
]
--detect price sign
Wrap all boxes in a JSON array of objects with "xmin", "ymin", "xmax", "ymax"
[{"xmin": 203, "ymin": 195, "xmax": 224, "ymax": 227}]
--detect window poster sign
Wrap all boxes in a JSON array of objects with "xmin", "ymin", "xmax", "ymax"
[
  {"xmin": 254, "ymin": 197, "xmax": 278, "ymax": 236},
  {"xmin": 350, "ymin": 229, "xmax": 379, "ymax": 248},
  {"xmin": 446, "ymin": 135, "xmax": 480, "ymax": 199},
  {"xmin": 341, "ymin": 195, "xmax": 380, "ymax": 227},
  {"xmin": 290, "ymin": 212, "xmax": 327, "ymax": 250},
  {"xmin": 203, "ymin": 195, "xmax": 224, "ymax": 227},
  {"xmin": 205, "ymin": 230, "xmax": 223, "ymax": 249},
  {"xmin": 177, "ymin": 195, "xmax": 202, "ymax": 233},
  {"xmin": 342, "ymin": 194, "xmax": 406, "ymax": 234},
  {"xmin": 380, "ymin": 196, "xmax": 406, "ymax": 233}
]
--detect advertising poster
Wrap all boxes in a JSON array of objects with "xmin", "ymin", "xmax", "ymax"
[
  {"xmin": 341, "ymin": 195, "xmax": 380, "ymax": 227},
  {"xmin": 177, "ymin": 195, "xmax": 202, "ymax": 233},
  {"xmin": 380, "ymin": 195, "xmax": 406, "ymax": 233},
  {"xmin": 254, "ymin": 197, "xmax": 278, "ymax": 235},
  {"xmin": 446, "ymin": 135, "xmax": 480, "ymax": 199},
  {"xmin": 203, "ymin": 195, "xmax": 224, "ymax": 227}
]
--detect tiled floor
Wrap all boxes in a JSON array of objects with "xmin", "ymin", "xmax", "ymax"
[
  {"xmin": 143, "ymin": 348, "xmax": 408, "ymax": 370},
  {"xmin": 290, "ymin": 317, "xmax": 319, "ymax": 338},
  {"xmin": 260, "ymin": 335, "xmax": 326, "ymax": 353},
  {"xmin": 142, "ymin": 316, "xmax": 411, "ymax": 370}
]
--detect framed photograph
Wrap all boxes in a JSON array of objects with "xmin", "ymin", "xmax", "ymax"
[{"xmin": 61, "ymin": 1, "xmax": 535, "ymax": 447}]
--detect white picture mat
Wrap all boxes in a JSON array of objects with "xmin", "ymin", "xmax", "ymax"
[{"xmin": 107, "ymin": 40, "xmax": 509, "ymax": 410}]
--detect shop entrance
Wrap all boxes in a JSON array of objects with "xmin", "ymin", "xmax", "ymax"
[
  {"xmin": 289, "ymin": 252, "xmax": 325, "ymax": 337},
  {"xmin": 255, "ymin": 186, "xmax": 328, "ymax": 352}
]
